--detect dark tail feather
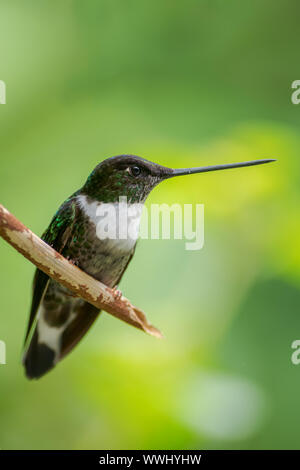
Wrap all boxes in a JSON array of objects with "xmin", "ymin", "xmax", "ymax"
[
  {"xmin": 61, "ymin": 303, "xmax": 100, "ymax": 359},
  {"xmin": 23, "ymin": 331, "xmax": 56, "ymax": 380},
  {"xmin": 23, "ymin": 301, "xmax": 100, "ymax": 380}
]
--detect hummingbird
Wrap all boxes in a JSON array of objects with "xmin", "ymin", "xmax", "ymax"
[{"xmin": 23, "ymin": 154, "xmax": 275, "ymax": 379}]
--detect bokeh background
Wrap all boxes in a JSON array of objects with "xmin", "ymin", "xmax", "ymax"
[{"xmin": 0, "ymin": 0, "xmax": 299, "ymax": 450}]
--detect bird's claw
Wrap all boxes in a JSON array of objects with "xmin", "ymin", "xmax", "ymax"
[{"xmin": 112, "ymin": 287, "xmax": 122, "ymax": 300}]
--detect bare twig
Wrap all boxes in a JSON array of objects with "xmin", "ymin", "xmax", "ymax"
[{"xmin": 0, "ymin": 204, "xmax": 163, "ymax": 338}]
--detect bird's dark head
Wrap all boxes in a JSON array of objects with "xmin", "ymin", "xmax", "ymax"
[
  {"xmin": 82, "ymin": 154, "xmax": 173, "ymax": 203},
  {"xmin": 82, "ymin": 154, "xmax": 276, "ymax": 203}
]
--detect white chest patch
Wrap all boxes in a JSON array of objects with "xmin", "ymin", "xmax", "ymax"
[{"xmin": 77, "ymin": 195, "xmax": 143, "ymax": 252}]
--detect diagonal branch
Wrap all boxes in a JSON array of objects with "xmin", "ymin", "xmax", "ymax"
[{"xmin": 0, "ymin": 204, "xmax": 163, "ymax": 339}]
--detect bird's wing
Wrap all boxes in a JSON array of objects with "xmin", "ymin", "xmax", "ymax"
[{"xmin": 24, "ymin": 198, "xmax": 78, "ymax": 346}]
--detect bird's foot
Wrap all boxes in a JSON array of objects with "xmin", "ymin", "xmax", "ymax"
[
  {"xmin": 112, "ymin": 287, "xmax": 122, "ymax": 300},
  {"xmin": 66, "ymin": 256, "xmax": 77, "ymax": 266}
]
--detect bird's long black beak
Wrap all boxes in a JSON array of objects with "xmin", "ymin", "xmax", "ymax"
[{"xmin": 169, "ymin": 159, "xmax": 276, "ymax": 177}]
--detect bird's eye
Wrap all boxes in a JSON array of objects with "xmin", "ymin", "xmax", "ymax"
[{"xmin": 130, "ymin": 166, "xmax": 141, "ymax": 177}]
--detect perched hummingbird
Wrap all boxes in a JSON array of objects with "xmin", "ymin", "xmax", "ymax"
[{"xmin": 23, "ymin": 154, "xmax": 275, "ymax": 379}]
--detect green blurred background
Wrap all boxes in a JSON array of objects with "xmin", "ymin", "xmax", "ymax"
[{"xmin": 0, "ymin": 0, "xmax": 299, "ymax": 450}]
